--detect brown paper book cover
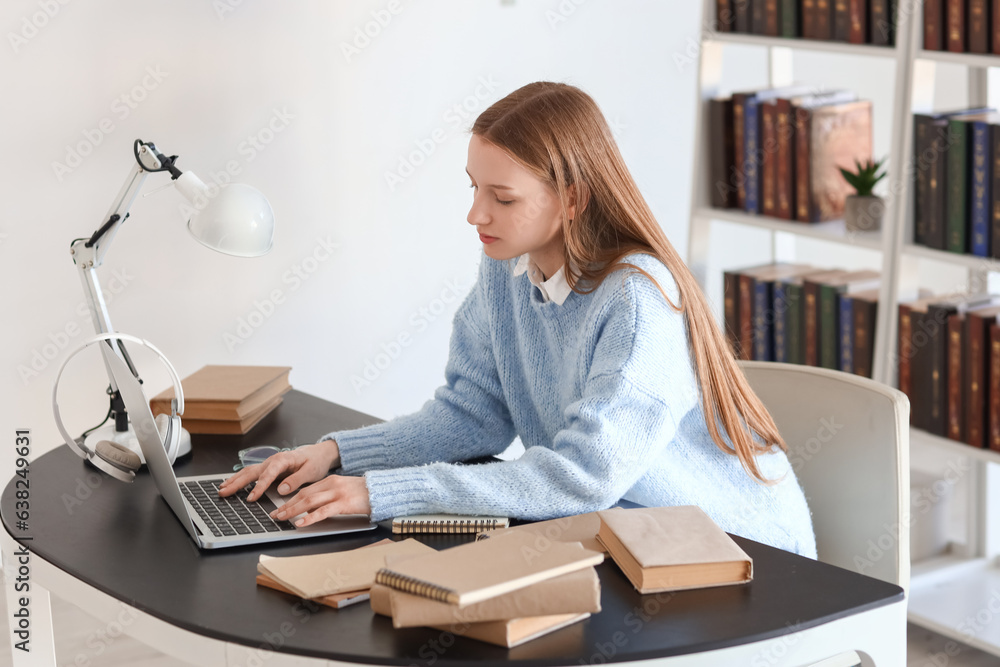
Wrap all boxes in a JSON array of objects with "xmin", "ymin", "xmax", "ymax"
[
  {"xmin": 377, "ymin": 566, "xmax": 600, "ymax": 628},
  {"xmin": 256, "ymin": 574, "xmax": 370, "ymax": 609},
  {"xmin": 392, "ymin": 514, "xmax": 509, "ymax": 535},
  {"xmin": 374, "ymin": 531, "xmax": 603, "ymax": 606},
  {"xmin": 150, "ymin": 365, "xmax": 291, "ymax": 419},
  {"xmin": 179, "ymin": 394, "xmax": 285, "ymax": 435},
  {"xmin": 258, "ymin": 538, "xmax": 435, "ymax": 599},
  {"xmin": 474, "ymin": 511, "xmax": 607, "ymax": 554},
  {"xmin": 596, "ymin": 506, "xmax": 753, "ymax": 594},
  {"xmin": 369, "ymin": 585, "xmax": 589, "ymax": 648}
]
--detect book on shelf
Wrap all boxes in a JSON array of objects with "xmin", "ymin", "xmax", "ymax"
[
  {"xmin": 924, "ymin": 0, "xmax": 944, "ymax": 50},
  {"xmin": 373, "ymin": 564, "xmax": 600, "ymax": 628},
  {"xmin": 869, "ymin": 0, "xmax": 894, "ymax": 46},
  {"xmin": 913, "ymin": 108, "xmax": 994, "ymax": 251},
  {"xmin": 795, "ymin": 99, "xmax": 873, "ymax": 223},
  {"xmin": 969, "ymin": 0, "xmax": 989, "ymax": 53},
  {"xmin": 746, "ymin": 263, "xmax": 819, "ymax": 362},
  {"xmin": 369, "ymin": 585, "xmax": 590, "ymax": 648},
  {"xmin": 596, "ymin": 506, "xmax": 753, "ymax": 594},
  {"xmin": 843, "ymin": 287, "xmax": 880, "ymax": 378},
  {"xmin": 391, "ymin": 514, "xmax": 510, "ymax": 535},
  {"xmin": 816, "ymin": 269, "xmax": 881, "ymax": 370},
  {"xmin": 966, "ymin": 305, "xmax": 1000, "ymax": 447},
  {"xmin": 990, "ymin": 322, "xmax": 1000, "ymax": 450},
  {"xmin": 815, "ymin": 0, "xmax": 833, "ymax": 39},
  {"xmin": 257, "ymin": 538, "xmax": 435, "ymax": 599},
  {"xmin": 708, "ymin": 97, "xmax": 736, "ymax": 209},
  {"xmin": 475, "ymin": 511, "xmax": 607, "ymax": 554},
  {"xmin": 775, "ymin": 269, "xmax": 840, "ymax": 364},
  {"xmin": 150, "ymin": 364, "xmax": 292, "ymax": 434},
  {"xmin": 717, "ymin": 0, "xmax": 894, "ymax": 44},
  {"xmin": 947, "ymin": 0, "xmax": 966, "ymax": 52},
  {"xmin": 373, "ymin": 530, "xmax": 603, "ymax": 606}
]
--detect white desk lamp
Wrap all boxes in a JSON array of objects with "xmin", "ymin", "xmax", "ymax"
[{"xmin": 63, "ymin": 138, "xmax": 274, "ymax": 466}]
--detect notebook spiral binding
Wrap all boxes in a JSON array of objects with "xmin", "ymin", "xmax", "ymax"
[
  {"xmin": 393, "ymin": 518, "xmax": 504, "ymax": 535},
  {"xmin": 374, "ymin": 569, "xmax": 459, "ymax": 604}
]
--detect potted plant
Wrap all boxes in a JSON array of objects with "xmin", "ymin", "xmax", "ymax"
[{"xmin": 840, "ymin": 157, "xmax": 887, "ymax": 233}]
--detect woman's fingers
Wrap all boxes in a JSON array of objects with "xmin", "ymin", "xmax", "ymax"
[
  {"xmin": 244, "ymin": 453, "xmax": 300, "ymax": 501},
  {"xmin": 218, "ymin": 463, "xmax": 262, "ymax": 497},
  {"xmin": 269, "ymin": 476, "xmax": 371, "ymax": 524}
]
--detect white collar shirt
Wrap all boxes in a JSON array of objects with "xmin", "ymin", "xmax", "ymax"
[{"xmin": 513, "ymin": 254, "xmax": 574, "ymax": 305}]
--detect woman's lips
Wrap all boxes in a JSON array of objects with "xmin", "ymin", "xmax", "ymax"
[{"xmin": 479, "ymin": 234, "xmax": 498, "ymax": 244}]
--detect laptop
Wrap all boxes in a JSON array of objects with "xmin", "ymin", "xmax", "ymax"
[{"xmin": 103, "ymin": 346, "xmax": 376, "ymax": 549}]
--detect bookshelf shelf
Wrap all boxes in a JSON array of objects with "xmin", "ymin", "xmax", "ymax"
[
  {"xmin": 902, "ymin": 243, "xmax": 1000, "ymax": 272},
  {"xmin": 908, "ymin": 555, "xmax": 1000, "ymax": 654},
  {"xmin": 910, "ymin": 426, "xmax": 1000, "ymax": 466},
  {"xmin": 697, "ymin": 206, "xmax": 884, "ymax": 250},
  {"xmin": 916, "ymin": 49, "xmax": 1000, "ymax": 68},
  {"xmin": 706, "ymin": 32, "xmax": 898, "ymax": 58}
]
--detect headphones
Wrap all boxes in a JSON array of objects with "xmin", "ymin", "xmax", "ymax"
[{"xmin": 53, "ymin": 332, "xmax": 186, "ymax": 483}]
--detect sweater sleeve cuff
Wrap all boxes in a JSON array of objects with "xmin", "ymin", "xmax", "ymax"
[
  {"xmin": 363, "ymin": 467, "xmax": 439, "ymax": 522},
  {"xmin": 319, "ymin": 423, "xmax": 391, "ymax": 476}
]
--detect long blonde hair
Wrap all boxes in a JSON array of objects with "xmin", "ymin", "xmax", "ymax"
[{"xmin": 472, "ymin": 81, "xmax": 785, "ymax": 483}]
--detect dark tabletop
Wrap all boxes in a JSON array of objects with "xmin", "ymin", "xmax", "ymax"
[{"xmin": 2, "ymin": 389, "xmax": 904, "ymax": 666}]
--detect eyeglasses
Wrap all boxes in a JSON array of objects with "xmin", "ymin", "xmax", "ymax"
[{"xmin": 233, "ymin": 445, "xmax": 296, "ymax": 471}]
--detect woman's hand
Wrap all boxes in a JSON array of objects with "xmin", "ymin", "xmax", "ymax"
[
  {"xmin": 268, "ymin": 475, "xmax": 371, "ymax": 526},
  {"xmin": 219, "ymin": 439, "xmax": 341, "ymax": 502}
]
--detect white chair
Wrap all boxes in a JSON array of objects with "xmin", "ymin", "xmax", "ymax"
[{"xmin": 738, "ymin": 361, "xmax": 911, "ymax": 591}]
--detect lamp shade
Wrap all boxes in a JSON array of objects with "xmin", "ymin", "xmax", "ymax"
[{"xmin": 175, "ymin": 172, "xmax": 274, "ymax": 257}]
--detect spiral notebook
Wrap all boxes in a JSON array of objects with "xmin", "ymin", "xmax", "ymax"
[
  {"xmin": 391, "ymin": 514, "xmax": 509, "ymax": 534},
  {"xmin": 374, "ymin": 530, "xmax": 603, "ymax": 606}
]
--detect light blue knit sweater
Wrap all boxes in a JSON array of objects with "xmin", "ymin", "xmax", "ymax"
[{"xmin": 322, "ymin": 250, "xmax": 818, "ymax": 558}]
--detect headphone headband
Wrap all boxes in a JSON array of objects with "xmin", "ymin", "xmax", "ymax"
[{"xmin": 52, "ymin": 332, "xmax": 185, "ymax": 460}]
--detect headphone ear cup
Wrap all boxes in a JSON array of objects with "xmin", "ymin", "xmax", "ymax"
[
  {"xmin": 155, "ymin": 413, "xmax": 181, "ymax": 462},
  {"xmin": 92, "ymin": 440, "xmax": 140, "ymax": 482}
]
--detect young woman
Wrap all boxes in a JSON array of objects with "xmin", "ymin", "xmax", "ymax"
[{"xmin": 220, "ymin": 82, "xmax": 817, "ymax": 558}]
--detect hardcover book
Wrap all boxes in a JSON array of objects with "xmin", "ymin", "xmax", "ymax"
[
  {"xmin": 795, "ymin": 100, "xmax": 873, "ymax": 222},
  {"xmin": 374, "ymin": 531, "xmax": 603, "ymax": 606},
  {"xmin": 966, "ymin": 305, "xmax": 1000, "ymax": 447},
  {"xmin": 374, "ymin": 565, "xmax": 600, "ymax": 628},
  {"xmin": 369, "ymin": 585, "xmax": 591, "ymax": 649},
  {"xmin": 257, "ymin": 538, "xmax": 434, "ymax": 599},
  {"xmin": 150, "ymin": 364, "xmax": 292, "ymax": 421},
  {"xmin": 596, "ymin": 506, "xmax": 753, "ymax": 594}
]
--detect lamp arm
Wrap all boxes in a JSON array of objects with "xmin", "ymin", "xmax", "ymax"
[{"xmin": 68, "ymin": 140, "xmax": 173, "ymax": 406}]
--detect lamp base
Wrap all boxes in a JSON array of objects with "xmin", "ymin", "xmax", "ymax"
[{"xmin": 84, "ymin": 423, "xmax": 192, "ymax": 465}]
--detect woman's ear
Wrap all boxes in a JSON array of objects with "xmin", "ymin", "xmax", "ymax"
[{"xmin": 564, "ymin": 182, "xmax": 590, "ymax": 220}]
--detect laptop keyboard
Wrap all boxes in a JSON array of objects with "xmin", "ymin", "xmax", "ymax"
[{"xmin": 180, "ymin": 479, "xmax": 297, "ymax": 537}]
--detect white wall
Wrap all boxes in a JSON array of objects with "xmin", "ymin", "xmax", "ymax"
[{"xmin": 1, "ymin": 0, "xmax": 702, "ymax": 470}]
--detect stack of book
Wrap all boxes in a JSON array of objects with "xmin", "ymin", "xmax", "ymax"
[
  {"xmin": 150, "ymin": 365, "xmax": 292, "ymax": 434},
  {"xmin": 923, "ymin": 1, "xmax": 993, "ymax": 53},
  {"xmin": 370, "ymin": 531, "xmax": 603, "ymax": 647},
  {"xmin": 596, "ymin": 506, "xmax": 753, "ymax": 593},
  {"xmin": 899, "ymin": 292, "xmax": 1000, "ymax": 448},
  {"xmin": 714, "ymin": 0, "xmax": 896, "ymax": 45},
  {"xmin": 912, "ymin": 107, "xmax": 1000, "ymax": 258},
  {"xmin": 722, "ymin": 262, "xmax": 881, "ymax": 376},
  {"xmin": 256, "ymin": 538, "xmax": 435, "ymax": 609},
  {"xmin": 708, "ymin": 86, "xmax": 872, "ymax": 223}
]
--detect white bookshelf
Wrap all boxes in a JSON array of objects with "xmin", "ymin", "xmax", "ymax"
[{"xmin": 688, "ymin": 1, "xmax": 1000, "ymax": 656}]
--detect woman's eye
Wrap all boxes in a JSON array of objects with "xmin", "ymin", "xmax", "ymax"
[{"xmin": 496, "ymin": 198, "xmax": 513, "ymax": 206}]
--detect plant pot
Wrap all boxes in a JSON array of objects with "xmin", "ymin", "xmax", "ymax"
[{"xmin": 844, "ymin": 195, "xmax": 885, "ymax": 233}]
